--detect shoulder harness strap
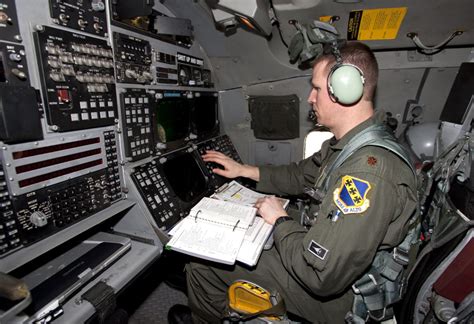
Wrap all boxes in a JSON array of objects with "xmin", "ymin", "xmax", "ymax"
[
  {"xmin": 337, "ymin": 125, "xmax": 420, "ymax": 323},
  {"xmin": 315, "ymin": 124, "xmax": 416, "ymax": 196}
]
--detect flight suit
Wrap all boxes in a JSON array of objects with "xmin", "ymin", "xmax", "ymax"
[{"xmin": 186, "ymin": 117, "xmax": 418, "ymax": 323}]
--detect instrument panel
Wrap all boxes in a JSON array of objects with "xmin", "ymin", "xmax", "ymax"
[
  {"xmin": 120, "ymin": 88, "xmax": 154, "ymax": 160},
  {"xmin": 0, "ymin": 42, "xmax": 29, "ymax": 85},
  {"xmin": 0, "ymin": 0, "xmax": 217, "ymax": 264},
  {"xmin": 0, "ymin": 0, "xmax": 224, "ymax": 322},
  {"xmin": 0, "ymin": 0, "xmax": 21, "ymax": 43},
  {"xmin": 113, "ymin": 32, "xmax": 153, "ymax": 84},
  {"xmin": 0, "ymin": 129, "xmax": 121, "ymax": 257},
  {"xmin": 131, "ymin": 135, "xmax": 241, "ymax": 231},
  {"xmin": 49, "ymin": 0, "xmax": 108, "ymax": 36},
  {"xmin": 34, "ymin": 26, "xmax": 117, "ymax": 131}
]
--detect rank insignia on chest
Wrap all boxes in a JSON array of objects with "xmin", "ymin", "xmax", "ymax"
[{"xmin": 333, "ymin": 175, "xmax": 372, "ymax": 214}]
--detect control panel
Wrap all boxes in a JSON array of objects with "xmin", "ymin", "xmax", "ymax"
[
  {"xmin": 12, "ymin": 169, "xmax": 111, "ymax": 249},
  {"xmin": 120, "ymin": 88, "xmax": 154, "ymax": 161},
  {"xmin": 0, "ymin": 0, "xmax": 217, "ymax": 304},
  {"xmin": 103, "ymin": 129, "xmax": 122, "ymax": 201},
  {"xmin": 0, "ymin": 42, "xmax": 29, "ymax": 85},
  {"xmin": 131, "ymin": 135, "xmax": 242, "ymax": 230},
  {"xmin": 156, "ymin": 51, "xmax": 177, "ymax": 65},
  {"xmin": 0, "ymin": 129, "xmax": 122, "ymax": 258},
  {"xmin": 0, "ymin": 163, "xmax": 20, "ymax": 256},
  {"xmin": 49, "ymin": 0, "xmax": 108, "ymax": 36},
  {"xmin": 131, "ymin": 158, "xmax": 183, "ymax": 231},
  {"xmin": 113, "ymin": 32, "xmax": 153, "ymax": 84},
  {"xmin": 177, "ymin": 52, "xmax": 212, "ymax": 87},
  {"xmin": 0, "ymin": 0, "xmax": 21, "ymax": 43},
  {"xmin": 196, "ymin": 135, "xmax": 242, "ymax": 189},
  {"xmin": 34, "ymin": 26, "xmax": 117, "ymax": 132},
  {"xmin": 155, "ymin": 51, "xmax": 178, "ymax": 85}
]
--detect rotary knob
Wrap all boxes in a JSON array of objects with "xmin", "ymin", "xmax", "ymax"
[
  {"xmin": 91, "ymin": 0, "xmax": 105, "ymax": 11},
  {"xmin": 30, "ymin": 211, "xmax": 48, "ymax": 227}
]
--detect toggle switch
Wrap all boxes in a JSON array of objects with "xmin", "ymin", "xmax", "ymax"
[{"xmin": 57, "ymin": 89, "xmax": 71, "ymax": 103}]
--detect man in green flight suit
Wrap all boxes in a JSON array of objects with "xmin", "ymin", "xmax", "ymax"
[{"xmin": 169, "ymin": 41, "xmax": 418, "ymax": 323}]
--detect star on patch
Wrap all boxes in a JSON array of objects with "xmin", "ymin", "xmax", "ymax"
[
  {"xmin": 333, "ymin": 175, "xmax": 372, "ymax": 214},
  {"xmin": 367, "ymin": 156, "xmax": 377, "ymax": 166}
]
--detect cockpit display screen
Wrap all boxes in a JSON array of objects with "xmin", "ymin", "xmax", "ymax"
[
  {"xmin": 154, "ymin": 96, "xmax": 191, "ymax": 143},
  {"xmin": 192, "ymin": 94, "xmax": 218, "ymax": 137},
  {"xmin": 162, "ymin": 152, "xmax": 207, "ymax": 204}
]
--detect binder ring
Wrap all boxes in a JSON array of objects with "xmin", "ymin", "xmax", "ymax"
[{"xmin": 195, "ymin": 210, "xmax": 201, "ymax": 222}]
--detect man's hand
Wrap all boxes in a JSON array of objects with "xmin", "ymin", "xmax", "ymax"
[
  {"xmin": 254, "ymin": 196, "xmax": 288, "ymax": 225},
  {"xmin": 202, "ymin": 150, "xmax": 260, "ymax": 181}
]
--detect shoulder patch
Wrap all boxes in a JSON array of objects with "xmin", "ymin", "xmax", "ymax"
[{"xmin": 333, "ymin": 175, "xmax": 371, "ymax": 214}]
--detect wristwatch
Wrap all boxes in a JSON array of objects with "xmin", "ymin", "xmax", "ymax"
[{"xmin": 274, "ymin": 216, "xmax": 293, "ymax": 227}]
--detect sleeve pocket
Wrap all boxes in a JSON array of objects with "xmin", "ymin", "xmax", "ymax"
[
  {"xmin": 303, "ymin": 240, "xmax": 330, "ymax": 271},
  {"xmin": 302, "ymin": 215, "xmax": 345, "ymax": 272}
]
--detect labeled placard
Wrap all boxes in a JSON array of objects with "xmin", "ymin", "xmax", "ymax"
[{"xmin": 347, "ymin": 7, "xmax": 407, "ymax": 41}]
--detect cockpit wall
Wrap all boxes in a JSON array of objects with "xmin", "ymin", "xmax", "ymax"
[{"xmin": 166, "ymin": 0, "xmax": 473, "ymax": 165}]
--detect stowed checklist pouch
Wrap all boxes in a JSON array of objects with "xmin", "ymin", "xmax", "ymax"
[{"xmin": 248, "ymin": 95, "xmax": 300, "ymax": 140}]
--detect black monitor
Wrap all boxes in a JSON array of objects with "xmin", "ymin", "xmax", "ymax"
[
  {"xmin": 154, "ymin": 92, "xmax": 191, "ymax": 149},
  {"xmin": 114, "ymin": 0, "xmax": 154, "ymax": 20},
  {"xmin": 161, "ymin": 150, "xmax": 209, "ymax": 208},
  {"xmin": 192, "ymin": 92, "xmax": 219, "ymax": 138}
]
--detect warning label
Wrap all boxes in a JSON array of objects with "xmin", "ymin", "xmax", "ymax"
[
  {"xmin": 319, "ymin": 16, "xmax": 333, "ymax": 23},
  {"xmin": 347, "ymin": 7, "xmax": 407, "ymax": 41}
]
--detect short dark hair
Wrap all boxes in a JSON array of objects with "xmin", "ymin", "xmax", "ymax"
[{"xmin": 314, "ymin": 41, "xmax": 379, "ymax": 101}]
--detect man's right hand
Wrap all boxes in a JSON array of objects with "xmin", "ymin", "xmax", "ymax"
[{"xmin": 201, "ymin": 150, "xmax": 260, "ymax": 181}]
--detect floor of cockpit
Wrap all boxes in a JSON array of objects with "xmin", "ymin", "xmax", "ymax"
[
  {"xmin": 116, "ymin": 251, "xmax": 188, "ymax": 324},
  {"xmin": 129, "ymin": 281, "xmax": 187, "ymax": 324}
]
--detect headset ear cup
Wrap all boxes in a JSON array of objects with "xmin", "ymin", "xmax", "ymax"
[
  {"xmin": 328, "ymin": 64, "xmax": 365, "ymax": 105},
  {"xmin": 327, "ymin": 71, "xmax": 337, "ymax": 102}
]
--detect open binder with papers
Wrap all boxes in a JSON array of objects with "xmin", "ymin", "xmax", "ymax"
[
  {"xmin": 167, "ymin": 196, "xmax": 273, "ymax": 266},
  {"xmin": 189, "ymin": 196, "xmax": 256, "ymax": 230},
  {"xmin": 211, "ymin": 180, "xmax": 289, "ymax": 209}
]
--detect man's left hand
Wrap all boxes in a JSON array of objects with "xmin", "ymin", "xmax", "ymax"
[{"xmin": 254, "ymin": 196, "xmax": 287, "ymax": 225}]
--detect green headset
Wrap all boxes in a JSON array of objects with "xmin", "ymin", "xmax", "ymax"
[{"xmin": 327, "ymin": 42, "xmax": 365, "ymax": 105}]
